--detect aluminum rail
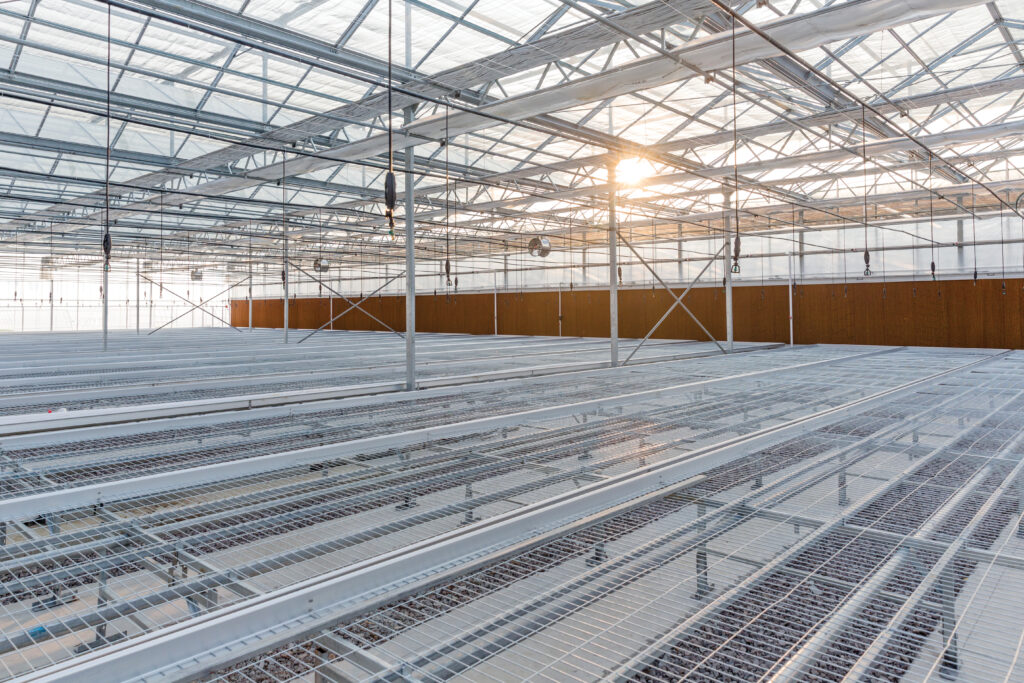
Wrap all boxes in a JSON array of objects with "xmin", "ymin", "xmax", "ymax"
[
  {"xmin": 0, "ymin": 342, "xmax": 780, "ymax": 436},
  {"xmin": 840, "ymin": 451, "xmax": 1024, "ymax": 680},
  {"xmin": 366, "ymin": 373, "xmax": 989, "ymax": 681},
  {"xmin": 769, "ymin": 442, "xmax": 1024, "ymax": 682},
  {"xmin": 0, "ymin": 369, "xmax": 847, "ymax": 659},
  {"xmin": 608, "ymin": 371, "xmax": 1019, "ymax": 680},
  {"xmin": 696, "ymin": 499, "xmax": 1024, "ymax": 575},
  {"xmin": 19, "ymin": 351, "xmax": 1000, "ymax": 682},
  {"xmin": 0, "ymin": 346, "xmax": 890, "ymax": 520}
]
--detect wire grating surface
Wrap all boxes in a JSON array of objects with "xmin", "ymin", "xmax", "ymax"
[
  {"xmin": 0, "ymin": 330, "xmax": 762, "ymax": 416},
  {"xmin": 0, "ymin": 342, "xmax": 851, "ymax": 494},
  {"xmin": 0, "ymin": 333, "xmax": 1018, "ymax": 682},
  {"xmin": 191, "ymin": 350, "xmax": 1024, "ymax": 683}
]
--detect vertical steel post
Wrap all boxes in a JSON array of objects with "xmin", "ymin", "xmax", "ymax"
[
  {"xmin": 135, "ymin": 258, "xmax": 140, "ymax": 334},
  {"xmin": 493, "ymin": 280, "xmax": 498, "ymax": 335},
  {"xmin": 248, "ymin": 259, "xmax": 253, "ymax": 332},
  {"xmin": 49, "ymin": 279, "xmax": 54, "ymax": 332},
  {"xmin": 677, "ymin": 223, "xmax": 683, "ymax": 282},
  {"xmin": 694, "ymin": 500, "xmax": 712, "ymax": 599},
  {"xmin": 798, "ymin": 209, "xmax": 806, "ymax": 274},
  {"xmin": 608, "ymin": 161, "xmax": 618, "ymax": 367},
  {"xmin": 939, "ymin": 566, "xmax": 960, "ymax": 679},
  {"xmin": 788, "ymin": 251, "xmax": 795, "ymax": 346},
  {"xmin": 956, "ymin": 215, "xmax": 965, "ymax": 272},
  {"xmin": 557, "ymin": 284, "xmax": 562, "ymax": 336},
  {"xmin": 283, "ymin": 159, "xmax": 289, "ymax": 344},
  {"xmin": 722, "ymin": 188, "xmax": 734, "ymax": 352},
  {"xmin": 102, "ymin": 258, "xmax": 108, "ymax": 349},
  {"xmin": 404, "ymin": 105, "xmax": 416, "ymax": 391}
]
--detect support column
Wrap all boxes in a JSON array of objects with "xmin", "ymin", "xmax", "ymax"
[
  {"xmin": 788, "ymin": 251, "xmax": 795, "ymax": 346},
  {"xmin": 404, "ymin": 105, "xmax": 416, "ymax": 391},
  {"xmin": 939, "ymin": 565, "xmax": 959, "ymax": 679},
  {"xmin": 677, "ymin": 223, "xmax": 684, "ymax": 282},
  {"xmin": 798, "ymin": 209, "xmax": 806, "ymax": 275},
  {"xmin": 956, "ymin": 214, "xmax": 965, "ymax": 272},
  {"xmin": 838, "ymin": 469, "xmax": 849, "ymax": 507},
  {"xmin": 608, "ymin": 162, "xmax": 618, "ymax": 367},
  {"xmin": 722, "ymin": 188, "xmax": 734, "ymax": 352},
  {"xmin": 49, "ymin": 279, "xmax": 54, "ymax": 333},
  {"xmin": 557, "ymin": 285, "xmax": 562, "ymax": 336},
  {"xmin": 248, "ymin": 259, "xmax": 253, "ymax": 332},
  {"xmin": 135, "ymin": 258, "xmax": 140, "ymax": 334},
  {"xmin": 283, "ymin": 216, "xmax": 289, "ymax": 343},
  {"xmin": 281, "ymin": 151, "xmax": 291, "ymax": 342},
  {"xmin": 102, "ymin": 256, "xmax": 109, "ymax": 351},
  {"xmin": 693, "ymin": 500, "xmax": 713, "ymax": 599}
]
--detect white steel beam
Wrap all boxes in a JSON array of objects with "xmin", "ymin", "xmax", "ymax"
[{"xmin": 24, "ymin": 0, "xmax": 986, "ymax": 238}]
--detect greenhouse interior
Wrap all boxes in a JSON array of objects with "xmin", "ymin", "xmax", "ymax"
[{"xmin": 3, "ymin": 0, "xmax": 1024, "ymax": 681}]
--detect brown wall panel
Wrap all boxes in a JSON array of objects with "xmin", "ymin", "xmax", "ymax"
[
  {"xmin": 290, "ymin": 298, "xmax": 329, "ymax": 330},
  {"xmin": 230, "ymin": 300, "xmax": 248, "ymax": 328},
  {"xmin": 251, "ymin": 299, "xmax": 283, "ymax": 328},
  {"xmin": 330, "ymin": 296, "xmax": 404, "ymax": 333},
  {"xmin": 235, "ymin": 278, "xmax": 1024, "ymax": 349},
  {"xmin": 418, "ymin": 293, "xmax": 493, "ymax": 335},
  {"xmin": 561, "ymin": 289, "xmax": 609, "ymax": 338}
]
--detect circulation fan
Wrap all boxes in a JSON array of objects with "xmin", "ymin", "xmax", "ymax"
[{"xmin": 527, "ymin": 236, "xmax": 551, "ymax": 258}]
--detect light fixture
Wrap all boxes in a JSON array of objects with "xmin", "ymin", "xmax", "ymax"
[{"xmin": 615, "ymin": 157, "xmax": 653, "ymax": 186}]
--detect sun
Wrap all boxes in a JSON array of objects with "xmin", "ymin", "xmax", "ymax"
[{"xmin": 615, "ymin": 157, "xmax": 653, "ymax": 186}]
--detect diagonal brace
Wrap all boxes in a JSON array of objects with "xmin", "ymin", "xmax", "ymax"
[
  {"xmin": 618, "ymin": 233, "xmax": 725, "ymax": 364},
  {"xmin": 288, "ymin": 261, "xmax": 403, "ymax": 339},
  {"xmin": 297, "ymin": 270, "xmax": 406, "ymax": 345},
  {"xmin": 143, "ymin": 274, "xmax": 246, "ymax": 335}
]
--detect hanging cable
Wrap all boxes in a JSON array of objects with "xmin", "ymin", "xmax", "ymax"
[
  {"xmin": 103, "ymin": 3, "xmax": 112, "ymax": 275},
  {"xmin": 158, "ymin": 190, "xmax": 163, "ymax": 297},
  {"xmin": 971, "ymin": 181, "xmax": 978, "ymax": 283},
  {"xmin": 862, "ymin": 105, "xmax": 871, "ymax": 276},
  {"xmin": 730, "ymin": 12, "xmax": 740, "ymax": 275},
  {"xmin": 452, "ymin": 178, "xmax": 459, "ymax": 292},
  {"xmin": 1000, "ymin": 192, "xmax": 1006, "ymax": 294},
  {"xmin": 383, "ymin": 0, "xmax": 397, "ymax": 240},
  {"xmin": 841, "ymin": 218, "xmax": 847, "ymax": 296},
  {"xmin": 444, "ymin": 98, "xmax": 451, "ymax": 288}
]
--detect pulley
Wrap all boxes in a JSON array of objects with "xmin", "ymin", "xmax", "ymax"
[{"xmin": 384, "ymin": 170, "xmax": 397, "ymax": 238}]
